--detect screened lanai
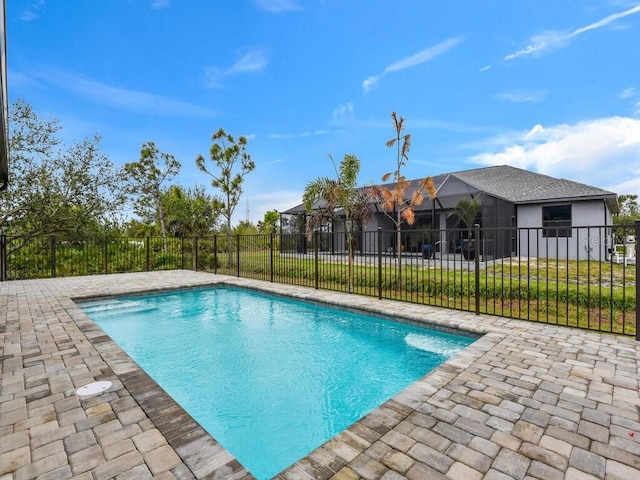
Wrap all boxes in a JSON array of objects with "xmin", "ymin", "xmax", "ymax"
[{"xmin": 280, "ymin": 169, "xmax": 517, "ymax": 260}]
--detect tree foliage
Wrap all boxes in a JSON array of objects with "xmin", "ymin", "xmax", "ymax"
[
  {"xmin": 614, "ymin": 194, "xmax": 639, "ymax": 225},
  {"xmin": 124, "ymin": 142, "xmax": 180, "ymax": 253},
  {"xmin": 257, "ymin": 210, "xmax": 279, "ymax": 233},
  {"xmin": 373, "ymin": 112, "xmax": 437, "ymax": 227},
  {"xmin": 1, "ymin": 99, "xmax": 124, "ymax": 249},
  {"xmin": 162, "ymin": 184, "xmax": 222, "ymax": 238},
  {"xmin": 369, "ymin": 112, "xmax": 436, "ymax": 289},
  {"xmin": 233, "ymin": 220, "xmax": 258, "ymax": 235},
  {"xmin": 196, "ymin": 128, "xmax": 255, "ymax": 265},
  {"xmin": 303, "ymin": 153, "xmax": 373, "ymax": 293}
]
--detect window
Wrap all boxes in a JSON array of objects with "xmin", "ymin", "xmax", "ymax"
[{"xmin": 542, "ymin": 205, "xmax": 572, "ymax": 238}]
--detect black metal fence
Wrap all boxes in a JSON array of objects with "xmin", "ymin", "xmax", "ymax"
[{"xmin": 1, "ymin": 223, "xmax": 638, "ymax": 338}]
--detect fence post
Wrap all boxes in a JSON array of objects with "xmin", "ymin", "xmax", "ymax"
[
  {"xmin": 194, "ymin": 237, "xmax": 198, "ymax": 272},
  {"xmin": 474, "ymin": 224, "xmax": 480, "ymax": 315},
  {"xmin": 50, "ymin": 235, "xmax": 57, "ymax": 278},
  {"xmin": 104, "ymin": 235, "xmax": 108, "ymax": 274},
  {"xmin": 145, "ymin": 236, "xmax": 150, "ymax": 272},
  {"xmin": 180, "ymin": 237, "xmax": 184, "ymax": 270},
  {"xmin": 270, "ymin": 232, "xmax": 274, "ymax": 283},
  {"xmin": 0, "ymin": 231, "xmax": 5, "ymax": 281},
  {"xmin": 236, "ymin": 234, "xmax": 241, "ymax": 277},
  {"xmin": 314, "ymin": 230, "xmax": 319, "ymax": 289},
  {"xmin": 378, "ymin": 227, "xmax": 382, "ymax": 300},
  {"xmin": 636, "ymin": 220, "xmax": 639, "ymax": 341},
  {"xmin": 213, "ymin": 235, "xmax": 217, "ymax": 274}
]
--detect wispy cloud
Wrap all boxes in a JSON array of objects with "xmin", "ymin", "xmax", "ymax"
[
  {"xmin": 268, "ymin": 130, "xmax": 340, "ymax": 139},
  {"xmin": 20, "ymin": 0, "xmax": 45, "ymax": 21},
  {"xmin": 151, "ymin": 0, "xmax": 170, "ymax": 9},
  {"xmin": 494, "ymin": 90, "xmax": 549, "ymax": 103},
  {"xmin": 204, "ymin": 49, "xmax": 269, "ymax": 88},
  {"xmin": 362, "ymin": 38, "xmax": 463, "ymax": 92},
  {"xmin": 255, "ymin": 0, "xmax": 301, "ymax": 13},
  {"xmin": 620, "ymin": 87, "xmax": 637, "ymax": 99},
  {"xmin": 330, "ymin": 102, "xmax": 355, "ymax": 124},
  {"xmin": 479, "ymin": 65, "xmax": 492, "ymax": 72},
  {"xmin": 505, "ymin": 4, "xmax": 640, "ymax": 61},
  {"xmin": 471, "ymin": 116, "xmax": 640, "ymax": 193},
  {"xmin": 33, "ymin": 69, "xmax": 216, "ymax": 117}
]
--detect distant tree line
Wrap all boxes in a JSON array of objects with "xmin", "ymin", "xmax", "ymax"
[
  {"xmin": 0, "ymin": 100, "xmax": 278, "ymax": 257},
  {"xmin": 2, "ymin": 100, "xmax": 637, "ymax": 263}
]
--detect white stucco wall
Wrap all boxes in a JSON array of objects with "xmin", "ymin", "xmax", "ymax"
[{"xmin": 516, "ymin": 200, "xmax": 612, "ymax": 260}]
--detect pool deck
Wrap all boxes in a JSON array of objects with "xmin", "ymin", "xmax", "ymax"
[{"xmin": 1, "ymin": 271, "xmax": 639, "ymax": 480}]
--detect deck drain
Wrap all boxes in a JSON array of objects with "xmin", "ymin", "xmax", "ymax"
[{"xmin": 76, "ymin": 381, "xmax": 112, "ymax": 397}]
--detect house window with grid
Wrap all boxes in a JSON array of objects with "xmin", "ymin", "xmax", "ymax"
[{"xmin": 542, "ymin": 205, "xmax": 572, "ymax": 238}]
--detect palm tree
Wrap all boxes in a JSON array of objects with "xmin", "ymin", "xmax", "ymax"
[
  {"xmin": 303, "ymin": 154, "xmax": 373, "ymax": 293},
  {"xmin": 448, "ymin": 198, "xmax": 482, "ymax": 259}
]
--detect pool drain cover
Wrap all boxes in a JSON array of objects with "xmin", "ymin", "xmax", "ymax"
[{"xmin": 76, "ymin": 381, "xmax": 112, "ymax": 397}]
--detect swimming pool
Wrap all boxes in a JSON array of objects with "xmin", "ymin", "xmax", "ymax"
[{"xmin": 79, "ymin": 286, "xmax": 475, "ymax": 479}]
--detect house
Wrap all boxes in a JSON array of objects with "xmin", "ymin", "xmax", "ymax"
[{"xmin": 282, "ymin": 165, "xmax": 619, "ymax": 261}]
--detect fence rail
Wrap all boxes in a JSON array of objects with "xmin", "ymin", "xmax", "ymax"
[{"xmin": 1, "ymin": 223, "xmax": 638, "ymax": 338}]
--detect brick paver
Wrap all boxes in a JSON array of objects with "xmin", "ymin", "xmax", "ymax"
[{"xmin": 1, "ymin": 271, "xmax": 639, "ymax": 479}]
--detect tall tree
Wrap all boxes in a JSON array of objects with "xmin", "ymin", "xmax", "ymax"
[
  {"xmin": 1, "ymin": 99, "xmax": 124, "ymax": 252},
  {"xmin": 124, "ymin": 142, "xmax": 180, "ymax": 254},
  {"xmin": 370, "ymin": 112, "xmax": 436, "ymax": 289},
  {"xmin": 196, "ymin": 128, "xmax": 255, "ymax": 266},
  {"xmin": 614, "ymin": 194, "xmax": 639, "ymax": 225},
  {"xmin": 613, "ymin": 193, "xmax": 639, "ymax": 244},
  {"xmin": 162, "ymin": 184, "xmax": 222, "ymax": 238},
  {"xmin": 258, "ymin": 210, "xmax": 279, "ymax": 233},
  {"xmin": 303, "ymin": 154, "xmax": 373, "ymax": 293}
]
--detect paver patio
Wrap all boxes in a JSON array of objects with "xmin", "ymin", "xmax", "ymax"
[{"xmin": 1, "ymin": 270, "xmax": 639, "ymax": 479}]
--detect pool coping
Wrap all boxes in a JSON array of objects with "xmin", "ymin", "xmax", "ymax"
[{"xmin": 2, "ymin": 270, "xmax": 640, "ymax": 480}]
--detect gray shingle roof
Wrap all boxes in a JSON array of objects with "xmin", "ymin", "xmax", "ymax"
[
  {"xmin": 449, "ymin": 165, "xmax": 617, "ymax": 204},
  {"xmin": 282, "ymin": 165, "xmax": 618, "ymax": 215}
]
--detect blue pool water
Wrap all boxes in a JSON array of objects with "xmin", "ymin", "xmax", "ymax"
[{"xmin": 79, "ymin": 287, "xmax": 475, "ymax": 479}]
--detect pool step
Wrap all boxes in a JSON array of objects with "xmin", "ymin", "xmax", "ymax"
[{"xmin": 80, "ymin": 301, "xmax": 158, "ymax": 317}]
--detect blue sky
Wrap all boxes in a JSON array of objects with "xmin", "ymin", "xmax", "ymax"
[{"xmin": 8, "ymin": 0, "xmax": 640, "ymax": 225}]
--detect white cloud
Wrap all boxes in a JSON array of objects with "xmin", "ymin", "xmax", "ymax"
[
  {"xmin": 255, "ymin": 0, "xmax": 301, "ymax": 13},
  {"xmin": 470, "ymin": 116, "xmax": 640, "ymax": 194},
  {"xmin": 525, "ymin": 124, "xmax": 545, "ymax": 140},
  {"xmin": 20, "ymin": 0, "xmax": 45, "ymax": 21},
  {"xmin": 384, "ymin": 39, "xmax": 463, "ymax": 73},
  {"xmin": 35, "ymin": 69, "xmax": 216, "ymax": 117},
  {"xmin": 505, "ymin": 4, "xmax": 640, "ymax": 61},
  {"xmin": 362, "ymin": 76, "xmax": 379, "ymax": 93},
  {"xmin": 620, "ymin": 87, "xmax": 637, "ymax": 99},
  {"xmin": 151, "ymin": 0, "xmax": 170, "ymax": 9},
  {"xmin": 479, "ymin": 65, "xmax": 492, "ymax": 72},
  {"xmin": 362, "ymin": 38, "xmax": 463, "ymax": 93},
  {"xmin": 494, "ymin": 90, "xmax": 548, "ymax": 103},
  {"xmin": 269, "ymin": 130, "xmax": 339, "ymax": 139},
  {"xmin": 204, "ymin": 49, "xmax": 269, "ymax": 88},
  {"xmin": 227, "ymin": 50, "xmax": 270, "ymax": 74},
  {"xmin": 331, "ymin": 102, "xmax": 354, "ymax": 123}
]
